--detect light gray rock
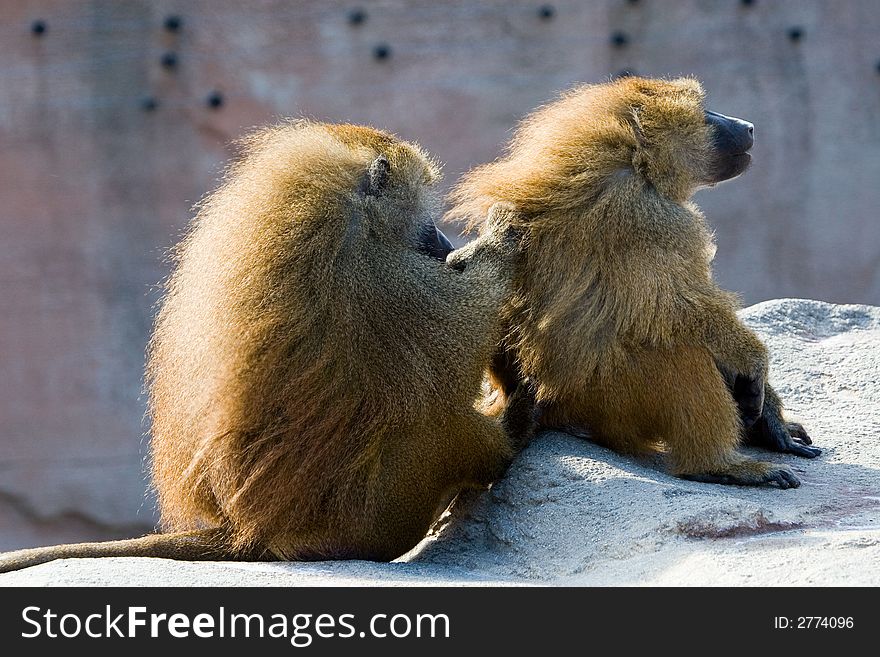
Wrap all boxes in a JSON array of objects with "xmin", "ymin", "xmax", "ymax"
[{"xmin": 3, "ymin": 299, "xmax": 879, "ymax": 586}]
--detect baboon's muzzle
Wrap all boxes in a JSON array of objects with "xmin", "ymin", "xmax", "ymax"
[
  {"xmin": 422, "ymin": 224, "xmax": 455, "ymax": 261},
  {"xmin": 705, "ymin": 110, "xmax": 754, "ymax": 183}
]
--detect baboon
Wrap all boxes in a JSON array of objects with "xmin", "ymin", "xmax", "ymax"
[
  {"xmin": 448, "ymin": 76, "xmax": 820, "ymax": 488},
  {"xmin": 0, "ymin": 121, "xmax": 535, "ymax": 573}
]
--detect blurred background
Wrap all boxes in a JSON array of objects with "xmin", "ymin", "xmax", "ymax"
[{"xmin": 1, "ymin": 0, "xmax": 878, "ymax": 550}]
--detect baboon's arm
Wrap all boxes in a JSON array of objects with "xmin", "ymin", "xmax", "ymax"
[
  {"xmin": 678, "ymin": 286, "xmax": 769, "ymax": 427},
  {"xmin": 681, "ymin": 286, "xmax": 821, "ymax": 457},
  {"xmin": 446, "ymin": 203, "xmax": 523, "ymax": 278},
  {"xmin": 700, "ymin": 296, "xmax": 767, "ymax": 370}
]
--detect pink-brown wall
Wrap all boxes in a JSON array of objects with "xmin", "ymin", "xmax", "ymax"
[{"xmin": 1, "ymin": 0, "xmax": 878, "ymax": 549}]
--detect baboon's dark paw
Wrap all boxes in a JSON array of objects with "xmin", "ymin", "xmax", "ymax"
[
  {"xmin": 787, "ymin": 442, "xmax": 822, "ymax": 458},
  {"xmin": 766, "ymin": 468, "xmax": 801, "ymax": 489},
  {"xmin": 747, "ymin": 417, "xmax": 821, "ymax": 458},
  {"xmin": 731, "ymin": 373, "xmax": 765, "ymax": 429},
  {"xmin": 786, "ymin": 422, "xmax": 812, "ymax": 445},
  {"xmin": 769, "ymin": 425, "xmax": 821, "ymax": 458}
]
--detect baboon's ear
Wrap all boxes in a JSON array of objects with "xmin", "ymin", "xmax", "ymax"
[
  {"xmin": 628, "ymin": 106, "xmax": 647, "ymax": 146},
  {"xmin": 363, "ymin": 155, "xmax": 391, "ymax": 197}
]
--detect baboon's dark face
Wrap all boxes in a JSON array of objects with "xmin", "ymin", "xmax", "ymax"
[{"xmin": 704, "ymin": 110, "xmax": 754, "ymax": 184}]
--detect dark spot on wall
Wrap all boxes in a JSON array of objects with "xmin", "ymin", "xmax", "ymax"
[
  {"xmin": 348, "ymin": 8, "xmax": 367, "ymax": 25},
  {"xmin": 160, "ymin": 51, "xmax": 178, "ymax": 70},
  {"xmin": 538, "ymin": 4, "xmax": 555, "ymax": 20},
  {"xmin": 373, "ymin": 43, "xmax": 391, "ymax": 60},
  {"xmin": 164, "ymin": 15, "xmax": 182, "ymax": 32},
  {"xmin": 206, "ymin": 90, "xmax": 224, "ymax": 108}
]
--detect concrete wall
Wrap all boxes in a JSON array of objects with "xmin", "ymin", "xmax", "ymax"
[{"xmin": 1, "ymin": 0, "xmax": 878, "ymax": 549}]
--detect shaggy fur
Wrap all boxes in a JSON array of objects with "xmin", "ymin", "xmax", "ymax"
[
  {"xmin": 0, "ymin": 122, "xmax": 535, "ymax": 572},
  {"xmin": 449, "ymin": 76, "xmax": 816, "ymax": 486}
]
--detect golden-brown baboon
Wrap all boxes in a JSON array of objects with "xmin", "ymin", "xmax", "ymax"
[
  {"xmin": 448, "ymin": 76, "xmax": 819, "ymax": 488},
  {"xmin": 0, "ymin": 122, "xmax": 535, "ymax": 573}
]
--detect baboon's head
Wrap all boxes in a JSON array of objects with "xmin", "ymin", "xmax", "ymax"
[
  {"xmin": 615, "ymin": 76, "xmax": 754, "ymax": 199},
  {"xmin": 323, "ymin": 124, "xmax": 453, "ymax": 260},
  {"xmin": 233, "ymin": 122, "xmax": 452, "ymax": 261},
  {"xmin": 447, "ymin": 76, "xmax": 755, "ymax": 223}
]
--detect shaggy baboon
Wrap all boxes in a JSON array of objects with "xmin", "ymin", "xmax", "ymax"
[
  {"xmin": 0, "ymin": 122, "xmax": 535, "ymax": 573},
  {"xmin": 448, "ymin": 76, "xmax": 820, "ymax": 488}
]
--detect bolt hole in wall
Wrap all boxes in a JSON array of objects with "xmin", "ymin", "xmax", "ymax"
[{"xmin": 3, "ymin": 1, "xmax": 879, "ymax": 550}]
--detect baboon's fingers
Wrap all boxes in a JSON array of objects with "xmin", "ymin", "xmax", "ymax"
[
  {"xmin": 445, "ymin": 242, "xmax": 475, "ymax": 272},
  {"xmin": 768, "ymin": 469, "xmax": 801, "ymax": 489},
  {"xmin": 767, "ymin": 424, "xmax": 821, "ymax": 458},
  {"xmin": 446, "ymin": 254, "xmax": 468, "ymax": 272},
  {"xmin": 786, "ymin": 422, "xmax": 812, "ymax": 444},
  {"xmin": 681, "ymin": 464, "xmax": 800, "ymax": 489},
  {"xmin": 787, "ymin": 443, "xmax": 822, "ymax": 459},
  {"xmin": 486, "ymin": 202, "xmax": 518, "ymax": 230},
  {"xmin": 746, "ymin": 416, "xmax": 821, "ymax": 459}
]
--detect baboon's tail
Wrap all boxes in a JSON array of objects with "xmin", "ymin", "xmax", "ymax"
[{"xmin": 0, "ymin": 528, "xmax": 266, "ymax": 573}]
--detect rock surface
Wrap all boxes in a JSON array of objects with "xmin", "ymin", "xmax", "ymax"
[{"xmin": 3, "ymin": 299, "xmax": 879, "ymax": 586}]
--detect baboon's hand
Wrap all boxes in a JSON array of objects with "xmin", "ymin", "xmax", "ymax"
[
  {"xmin": 446, "ymin": 239, "xmax": 478, "ymax": 272},
  {"xmin": 718, "ymin": 365, "xmax": 765, "ymax": 429},
  {"xmin": 445, "ymin": 202, "xmax": 524, "ymax": 275},
  {"xmin": 485, "ymin": 202, "xmax": 518, "ymax": 233},
  {"xmin": 733, "ymin": 372, "xmax": 765, "ymax": 429},
  {"xmin": 736, "ymin": 381, "xmax": 821, "ymax": 458},
  {"xmin": 746, "ymin": 413, "xmax": 822, "ymax": 459},
  {"xmin": 485, "ymin": 202, "xmax": 524, "ymax": 256}
]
